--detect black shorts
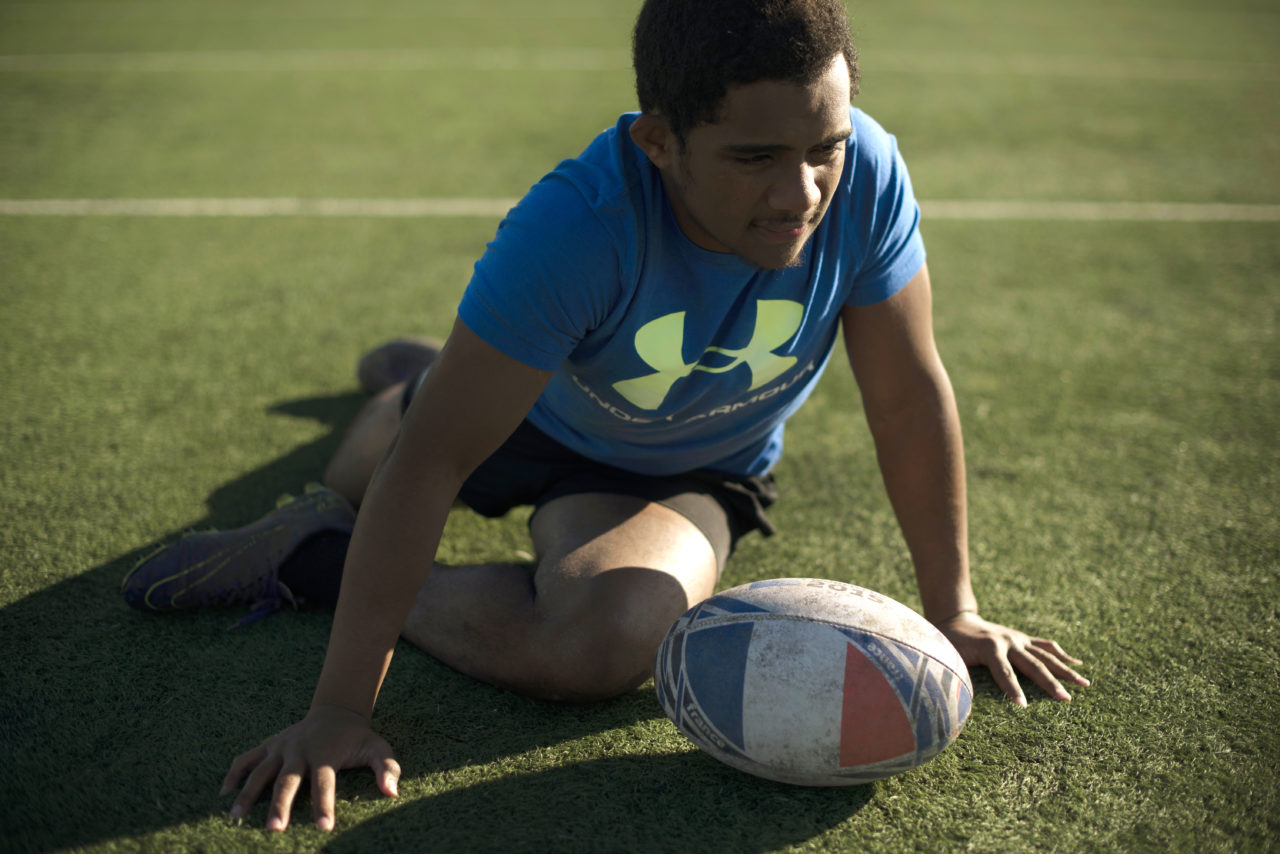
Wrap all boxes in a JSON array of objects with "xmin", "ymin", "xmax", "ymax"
[{"xmin": 403, "ymin": 374, "xmax": 776, "ymax": 571}]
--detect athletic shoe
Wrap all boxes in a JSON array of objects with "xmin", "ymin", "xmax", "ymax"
[
  {"xmin": 122, "ymin": 484, "xmax": 355, "ymax": 626},
  {"xmin": 356, "ymin": 335, "xmax": 443, "ymax": 395}
]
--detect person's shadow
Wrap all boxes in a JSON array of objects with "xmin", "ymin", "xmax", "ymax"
[{"xmin": 0, "ymin": 392, "xmax": 870, "ymax": 853}]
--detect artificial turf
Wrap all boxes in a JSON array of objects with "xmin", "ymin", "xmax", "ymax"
[{"xmin": 1, "ymin": 1, "xmax": 1277, "ymax": 851}]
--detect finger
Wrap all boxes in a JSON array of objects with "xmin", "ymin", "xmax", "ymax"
[
  {"xmin": 1010, "ymin": 646, "xmax": 1072, "ymax": 702},
  {"xmin": 1030, "ymin": 637, "xmax": 1084, "ymax": 666},
  {"xmin": 312, "ymin": 764, "xmax": 337, "ymax": 832},
  {"xmin": 267, "ymin": 759, "xmax": 305, "ymax": 833},
  {"xmin": 372, "ymin": 755, "xmax": 401, "ymax": 798},
  {"xmin": 1026, "ymin": 643, "xmax": 1091, "ymax": 687},
  {"xmin": 221, "ymin": 745, "xmax": 267, "ymax": 796},
  {"xmin": 229, "ymin": 750, "xmax": 282, "ymax": 822},
  {"xmin": 984, "ymin": 654, "xmax": 1028, "ymax": 707},
  {"xmin": 356, "ymin": 733, "xmax": 400, "ymax": 798},
  {"xmin": 1029, "ymin": 640, "xmax": 1090, "ymax": 681}
]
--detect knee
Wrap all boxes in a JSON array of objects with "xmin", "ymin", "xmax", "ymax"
[{"xmin": 532, "ymin": 614, "xmax": 669, "ymax": 702}]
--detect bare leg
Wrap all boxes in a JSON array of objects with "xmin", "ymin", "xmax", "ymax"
[
  {"xmin": 323, "ymin": 383, "xmax": 406, "ymax": 506},
  {"xmin": 401, "ymin": 492, "xmax": 719, "ymax": 701}
]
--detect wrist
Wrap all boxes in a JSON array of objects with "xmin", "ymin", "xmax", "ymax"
[
  {"xmin": 913, "ymin": 560, "xmax": 977, "ymax": 627},
  {"xmin": 931, "ymin": 607, "xmax": 978, "ymax": 626},
  {"xmin": 921, "ymin": 590, "xmax": 978, "ymax": 625},
  {"xmin": 308, "ymin": 698, "xmax": 374, "ymax": 725}
]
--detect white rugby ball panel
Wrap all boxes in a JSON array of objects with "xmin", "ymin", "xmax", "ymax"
[
  {"xmin": 655, "ymin": 578, "xmax": 973, "ymax": 786},
  {"xmin": 729, "ymin": 578, "xmax": 969, "ymax": 678}
]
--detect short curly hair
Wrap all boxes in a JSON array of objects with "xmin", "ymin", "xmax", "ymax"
[{"xmin": 633, "ymin": 0, "xmax": 859, "ymax": 145}]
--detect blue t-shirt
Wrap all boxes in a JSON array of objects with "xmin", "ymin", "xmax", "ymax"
[{"xmin": 458, "ymin": 107, "xmax": 925, "ymax": 477}]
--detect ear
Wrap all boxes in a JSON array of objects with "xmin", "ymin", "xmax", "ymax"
[{"xmin": 629, "ymin": 113, "xmax": 678, "ymax": 170}]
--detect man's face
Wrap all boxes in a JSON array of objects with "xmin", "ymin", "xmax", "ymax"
[{"xmin": 655, "ymin": 53, "xmax": 853, "ymax": 271}]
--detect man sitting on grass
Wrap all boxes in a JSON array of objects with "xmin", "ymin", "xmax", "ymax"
[{"xmin": 124, "ymin": 0, "xmax": 1087, "ymax": 833}]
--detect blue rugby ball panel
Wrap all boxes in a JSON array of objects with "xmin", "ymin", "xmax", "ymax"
[{"xmin": 682, "ymin": 623, "xmax": 753, "ymax": 751}]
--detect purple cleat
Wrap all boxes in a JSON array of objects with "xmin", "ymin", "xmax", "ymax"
[{"xmin": 122, "ymin": 484, "xmax": 355, "ymax": 626}]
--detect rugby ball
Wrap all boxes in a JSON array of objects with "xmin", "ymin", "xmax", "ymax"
[{"xmin": 654, "ymin": 578, "xmax": 972, "ymax": 786}]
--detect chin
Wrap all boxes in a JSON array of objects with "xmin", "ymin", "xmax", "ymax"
[
  {"xmin": 743, "ymin": 241, "xmax": 809, "ymax": 272},
  {"xmin": 743, "ymin": 221, "xmax": 820, "ymax": 271}
]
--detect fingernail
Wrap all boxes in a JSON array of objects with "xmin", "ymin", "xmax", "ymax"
[
  {"xmin": 389, "ymin": 780, "xmax": 399, "ymax": 797},
  {"xmin": 229, "ymin": 805, "xmax": 244, "ymax": 821},
  {"xmin": 219, "ymin": 785, "xmax": 231, "ymax": 797},
  {"xmin": 1015, "ymin": 695, "xmax": 1028, "ymax": 707},
  {"xmin": 318, "ymin": 816, "xmax": 334, "ymax": 832},
  {"xmin": 267, "ymin": 817, "xmax": 284, "ymax": 832}
]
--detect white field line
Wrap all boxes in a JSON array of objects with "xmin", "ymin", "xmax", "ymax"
[
  {"xmin": 2, "ymin": 198, "xmax": 1279, "ymax": 222},
  {"xmin": 0, "ymin": 48, "xmax": 1275, "ymax": 80}
]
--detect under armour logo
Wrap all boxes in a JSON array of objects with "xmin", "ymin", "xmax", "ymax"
[{"xmin": 612, "ymin": 300, "xmax": 803, "ymax": 410}]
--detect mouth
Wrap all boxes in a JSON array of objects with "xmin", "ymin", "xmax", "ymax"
[
  {"xmin": 752, "ymin": 205, "xmax": 827, "ymax": 244},
  {"xmin": 752, "ymin": 220, "xmax": 809, "ymax": 244}
]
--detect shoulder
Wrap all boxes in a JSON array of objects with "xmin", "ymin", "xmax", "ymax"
[
  {"xmin": 842, "ymin": 107, "xmax": 910, "ymax": 195},
  {"xmin": 494, "ymin": 114, "xmax": 651, "ymax": 273},
  {"xmin": 825, "ymin": 108, "xmax": 926, "ymax": 305},
  {"xmin": 830, "ymin": 106, "xmax": 920, "ymax": 228},
  {"xmin": 533, "ymin": 114, "xmax": 651, "ymax": 226},
  {"xmin": 847, "ymin": 107, "xmax": 898, "ymax": 155},
  {"xmin": 461, "ymin": 116, "xmax": 654, "ymax": 367}
]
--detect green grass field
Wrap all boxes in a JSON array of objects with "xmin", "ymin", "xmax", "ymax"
[{"xmin": 1, "ymin": 1, "xmax": 1277, "ymax": 851}]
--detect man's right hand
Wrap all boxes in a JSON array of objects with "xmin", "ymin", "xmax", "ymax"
[{"xmin": 220, "ymin": 703, "xmax": 400, "ymax": 832}]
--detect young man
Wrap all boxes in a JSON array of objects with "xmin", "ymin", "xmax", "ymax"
[{"xmin": 125, "ymin": 0, "xmax": 1087, "ymax": 833}]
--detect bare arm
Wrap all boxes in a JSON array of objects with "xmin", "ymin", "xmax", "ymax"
[
  {"xmin": 313, "ymin": 319, "xmax": 552, "ymax": 719},
  {"xmin": 223, "ymin": 318, "xmax": 551, "ymax": 831},
  {"xmin": 842, "ymin": 264, "xmax": 1087, "ymax": 704}
]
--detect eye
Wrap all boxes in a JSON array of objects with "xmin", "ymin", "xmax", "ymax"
[
  {"xmin": 734, "ymin": 153, "xmax": 773, "ymax": 166},
  {"xmin": 809, "ymin": 142, "xmax": 842, "ymax": 163}
]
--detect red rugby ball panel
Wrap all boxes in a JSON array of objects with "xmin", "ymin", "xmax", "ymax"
[{"xmin": 840, "ymin": 641, "xmax": 917, "ymax": 767}]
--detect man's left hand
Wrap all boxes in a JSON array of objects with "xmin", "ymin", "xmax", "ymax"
[{"xmin": 936, "ymin": 612, "xmax": 1088, "ymax": 706}]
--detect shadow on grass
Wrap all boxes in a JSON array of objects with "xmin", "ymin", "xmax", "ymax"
[
  {"xmin": 203, "ymin": 392, "xmax": 368, "ymax": 527},
  {"xmin": 0, "ymin": 391, "xmax": 872, "ymax": 853},
  {"xmin": 323, "ymin": 753, "xmax": 871, "ymax": 854},
  {"xmin": 0, "ymin": 391, "xmax": 363, "ymax": 852}
]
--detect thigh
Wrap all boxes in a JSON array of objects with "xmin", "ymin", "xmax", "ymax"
[
  {"xmin": 529, "ymin": 492, "xmax": 720, "ymax": 651},
  {"xmin": 401, "ymin": 490, "xmax": 722, "ymax": 699}
]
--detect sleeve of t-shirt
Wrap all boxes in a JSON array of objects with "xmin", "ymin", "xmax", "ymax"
[
  {"xmin": 457, "ymin": 170, "xmax": 623, "ymax": 372},
  {"xmin": 843, "ymin": 113, "xmax": 927, "ymax": 308}
]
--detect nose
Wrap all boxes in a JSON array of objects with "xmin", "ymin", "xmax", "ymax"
[{"xmin": 768, "ymin": 163, "xmax": 822, "ymax": 217}]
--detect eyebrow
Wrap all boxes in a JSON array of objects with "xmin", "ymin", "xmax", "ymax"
[{"xmin": 723, "ymin": 128, "xmax": 853, "ymax": 155}]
